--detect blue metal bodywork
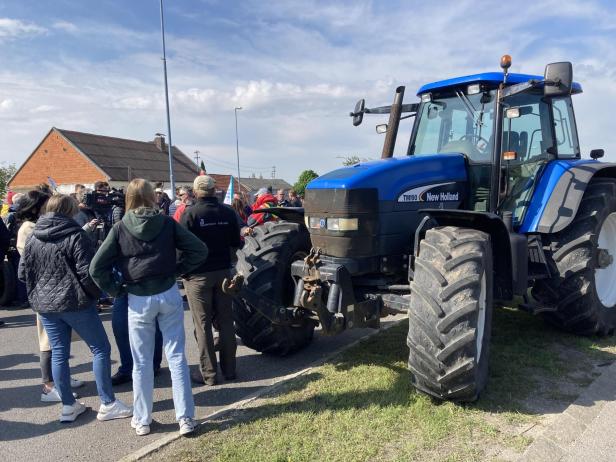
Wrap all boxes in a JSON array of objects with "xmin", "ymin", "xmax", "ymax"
[
  {"xmin": 417, "ymin": 72, "xmax": 583, "ymax": 95},
  {"xmin": 519, "ymin": 159, "xmax": 599, "ymax": 233},
  {"xmin": 306, "ymin": 153, "xmax": 467, "ymax": 201}
]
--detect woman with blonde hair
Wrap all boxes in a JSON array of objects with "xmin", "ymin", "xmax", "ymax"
[
  {"xmin": 19, "ymin": 194, "xmax": 132, "ymax": 423},
  {"xmin": 90, "ymin": 179, "xmax": 208, "ymax": 436}
]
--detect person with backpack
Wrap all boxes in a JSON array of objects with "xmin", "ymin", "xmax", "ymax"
[{"xmin": 90, "ymin": 179, "xmax": 208, "ymax": 436}]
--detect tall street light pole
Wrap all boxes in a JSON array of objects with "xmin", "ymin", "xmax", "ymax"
[
  {"xmin": 234, "ymin": 106, "xmax": 243, "ymax": 193},
  {"xmin": 159, "ymin": 0, "xmax": 175, "ymax": 199}
]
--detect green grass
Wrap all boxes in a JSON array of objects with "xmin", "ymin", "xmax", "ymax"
[{"xmin": 160, "ymin": 307, "xmax": 616, "ymax": 462}]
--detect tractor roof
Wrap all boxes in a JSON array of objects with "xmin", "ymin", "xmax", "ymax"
[{"xmin": 417, "ymin": 72, "xmax": 582, "ymax": 95}]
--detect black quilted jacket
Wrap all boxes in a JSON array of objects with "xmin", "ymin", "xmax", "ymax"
[{"xmin": 18, "ymin": 213, "xmax": 100, "ymax": 313}]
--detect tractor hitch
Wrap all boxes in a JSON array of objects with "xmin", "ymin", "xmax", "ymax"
[
  {"xmin": 222, "ymin": 273, "xmax": 304, "ymax": 326},
  {"xmin": 291, "ymin": 248, "xmax": 383, "ymax": 333}
]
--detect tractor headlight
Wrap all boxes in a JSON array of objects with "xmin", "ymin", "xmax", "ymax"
[
  {"xmin": 308, "ymin": 217, "xmax": 325, "ymax": 229},
  {"xmin": 327, "ymin": 218, "xmax": 358, "ymax": 231}
]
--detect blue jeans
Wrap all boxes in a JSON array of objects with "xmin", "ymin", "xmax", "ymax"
[
  {"xmin": 40, "ymin": 306, "xmax": 115, "ymax": 406},
  {"xmin": 128, "ymin": 285, "xmax": 194, "ymax": 425},
  {"xmin": 112, "ymin": 295, "xmax": 162, "ymax": 376}
]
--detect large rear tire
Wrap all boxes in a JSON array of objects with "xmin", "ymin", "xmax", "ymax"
[
  {"xmin": 532, "ymin": 178, "xmax": 616, "ymax": 335},
  {"xmin": 407, "ymin": 226, "xmax": 493, "ymax": 402},
  {"xmin": 233, "ymin": 221, "xmax": 315, "ymax": 355}
]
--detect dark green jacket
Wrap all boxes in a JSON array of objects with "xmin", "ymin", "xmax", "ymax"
[{"xmin": 90, "ymin": 207, "xmax": 208, "ymax": 296}]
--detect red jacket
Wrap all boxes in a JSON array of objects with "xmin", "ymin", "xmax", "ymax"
[
  {"xmin": 173, "ymin": 203, "xmax": 187, "ymax": 222},
  {"xmin": 247, "ymin": 193, "xmax": 278, "ymax": 227}
]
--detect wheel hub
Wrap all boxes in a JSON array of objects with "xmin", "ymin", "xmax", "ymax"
[
  {"xmin": 595, "ymin": 212, "xmax": 616, "ymax": 307},
  {"xmin": 597, "ymin": 248, "xmax": 614, "ymax": 269}
]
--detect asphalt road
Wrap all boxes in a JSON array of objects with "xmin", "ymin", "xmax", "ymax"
[{"xmin": 0, "ymin": 302, "xmax": 405, "ymax": 461}]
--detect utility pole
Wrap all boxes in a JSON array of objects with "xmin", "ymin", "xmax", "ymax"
[
  {"xmin": 234, "ymin": 107, "xmax": 242, "ymax": 192},
  {"xmin": 159, "ymin": 0, "xmax": 175, "ymax": 199},
  {"xmin": 271, "ymin": 166, "xmax": 276, "ymax": 179},
  {"xmin": 193, "ymin": 150, "xmax": 201, "ymax": 173}
]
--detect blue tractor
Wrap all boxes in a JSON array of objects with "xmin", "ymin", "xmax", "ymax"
[{"xmin": 230, "ymin": 56, "xmax": 616, "ymax": 401}]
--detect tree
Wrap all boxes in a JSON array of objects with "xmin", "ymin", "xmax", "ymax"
[
  {"xmin": 293, "ymin": 170, "xmax": 318, "ymax": 196},
  {"xmin": 341, "ymin": 155, "xmax": 369, "ymax": 166},
  {"xmin": 199, "ymin": 160, "xmax": 206, "ymax": 173},
  {"xmin": 0, "ymin": 164, "xmax": 17, "ymax": 198}
]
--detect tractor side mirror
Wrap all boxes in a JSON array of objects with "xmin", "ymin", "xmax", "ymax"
[
  {"xmin": 505, "ymin": 106, "xmax": 534, "ymax": 118},
  {"xmin": 351, "ymin": 99, "xmax": 365, "ymax": 126},
  {"xmin": 376, "ymin": 124, "xmax": 388, "ymax": 134},
  {"xmin": 590, "ymin": 149, "xmax": 605, "ymax": 160},
  {"xmin": 544, "ymin": 62, "xmax": 573, "ymax": 97}
]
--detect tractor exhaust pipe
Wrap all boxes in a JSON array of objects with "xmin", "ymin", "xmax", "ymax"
[{"xmin": 381, "ymin": 86, "xmax": 405, "ymax": 159}]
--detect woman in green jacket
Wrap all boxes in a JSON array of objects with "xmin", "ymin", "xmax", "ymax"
[{"xmin": 90, "ymin": 179, "xmax": 208, "ymax": 437}]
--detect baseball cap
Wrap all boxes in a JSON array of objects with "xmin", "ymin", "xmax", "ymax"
[{"xmin": 194, "ymin": 175, "xmax": 216, "ymax": 191}]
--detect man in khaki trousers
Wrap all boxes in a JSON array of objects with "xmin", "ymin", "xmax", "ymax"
[{"xmin": 180, "ymin": 176, "xmax": 241, "ymax": 385}]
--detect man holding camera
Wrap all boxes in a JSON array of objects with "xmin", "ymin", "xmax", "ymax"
[{"xmin": 75, "ymin": 181, "xmax": 124, "ymax": 244}]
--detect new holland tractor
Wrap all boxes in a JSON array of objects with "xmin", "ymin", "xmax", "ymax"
[{"xmin": 227, "ymin": 55, "xmax": 616, "ymax": 402}]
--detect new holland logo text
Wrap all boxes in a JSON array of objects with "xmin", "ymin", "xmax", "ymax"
[
  {"xmin": 425, "ymin": 191, "xmax": 459, "ymax": 201},
  {"xmin": 398, "ymin": 182, "xmax": 460, "ymax": 203}
]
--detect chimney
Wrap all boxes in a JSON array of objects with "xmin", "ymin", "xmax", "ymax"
[{"xmin": 154, "ymin": 133, "xmax": 166, "ymax": 151}]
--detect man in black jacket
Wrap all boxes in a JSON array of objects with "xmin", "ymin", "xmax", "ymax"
[{"xmin": 180, "ymin": 175, "xmax": 241, "ymax": 385}]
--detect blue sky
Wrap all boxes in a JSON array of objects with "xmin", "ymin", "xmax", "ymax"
[{"xmin": 1, "ymin": 0, "xmax": 616, "ymax": 182}]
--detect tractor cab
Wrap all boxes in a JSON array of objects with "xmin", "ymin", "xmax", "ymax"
[{"xmin": 409, "ymin": 63, "xmax": 583, "ymax": 228}]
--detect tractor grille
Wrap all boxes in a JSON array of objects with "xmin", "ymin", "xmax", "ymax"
[{"xmin": 304, "ymin": 188, "xmax": 379, "ymax": 258}]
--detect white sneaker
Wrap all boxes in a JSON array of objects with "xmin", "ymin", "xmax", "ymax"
[
  {"xmin": 96, "ymin": 399, "xmax": 133, "ymax": 421},
  {"xmin": 131, "ymin": 418, "xmax": 150, "ymax": 436},
  {"xmin": 179, "ymin": 417, "xmax": 196, "ymax": 435},
  {"xmin": 60, "ymin": 401, "xmax": 87, "ymax": 422},
  {"xmin": 41, "ymin": 386, "xmax": 78, "ymax": 402},
  {"xmin": 70, "ymin": 377, "xmax": 85, "ymax": 388}
]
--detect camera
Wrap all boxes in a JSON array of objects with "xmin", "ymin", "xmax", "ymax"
[{"xmin": 84, "ymin": 189, "xmax": 124, "ymax": 213}]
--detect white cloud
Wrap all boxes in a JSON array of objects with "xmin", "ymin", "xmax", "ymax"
[
  {"xmin": 0, "ymin": 18, "xmax": 46, "ymax": 39},
  {"xmin": 30, "ymin": 104, "xmax": 54, "ymax": 113},
  {"xmin": 111, "ymin": 96, "xmax": 153, "ymax": 110},
  {"xmin": 0, "ymin": 99, "xmax": 15, "ymax": 111},
  {"xmin": 52, "ymin": 21, "xmax": 78, "ymax": 34}
]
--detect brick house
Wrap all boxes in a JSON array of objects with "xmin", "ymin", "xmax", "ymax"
[{"xmin": 8, "ymin": 128, "xmax": 248, "ymax": 198}]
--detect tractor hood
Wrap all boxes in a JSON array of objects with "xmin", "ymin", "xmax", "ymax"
[
  {"xmin": 303, "ymin": 153, "xmax": 469, "ymax": 260},
  {"xmin": 306, "ymin": 153, "xmax": 467, "ymax": 201}
]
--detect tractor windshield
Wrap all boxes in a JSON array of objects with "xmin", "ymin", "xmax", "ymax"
[{"xmin": 410, "ymin": 91, "xmax": 496, "ymax": 163}]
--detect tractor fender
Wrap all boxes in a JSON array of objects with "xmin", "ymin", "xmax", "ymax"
[
  {"xmin": 414, "ymin": 209, "xmax": 517, "ymax": 300},
  {"xmin": 524, "ymin": 161, "xmax": 616, "ymax": 234}
]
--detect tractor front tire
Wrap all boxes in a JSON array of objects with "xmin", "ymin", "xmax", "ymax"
[
  {"xmin": 532, "ymin": 178, "xmax": 616, "ymax": 335},
  {"xmin": 233, "ymin": 221, "xmax": 315, "ymax": 355},
  {"xmin": 407, "ymin": 226, "xmax": 493, "ymax": 402}
]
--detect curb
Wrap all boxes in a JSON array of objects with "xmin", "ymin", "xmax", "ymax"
[
  {"xmin": 119, "ymin": 316, "xmax": 407, "ymax": 461},
  {"xmin": 520, "ymin": 360, "xmax": 616, "ymax": 462}
]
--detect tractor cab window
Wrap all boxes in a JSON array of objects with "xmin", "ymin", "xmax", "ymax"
[
  {"xmin": 500, "ymin": 92, "xmax": 553, "ymax": 226},
  {"xmin": 552, "ymin": 97, "xmax": 580, "ymax": 157},
  {"xmin": 411, "ymin": 91, "xmax": 496, "ymax": 163}
]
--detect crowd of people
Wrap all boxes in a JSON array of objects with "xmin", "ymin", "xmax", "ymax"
[{"xmin": 0, "ymin": 176, "xmax": 304, "ymax": 436}]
